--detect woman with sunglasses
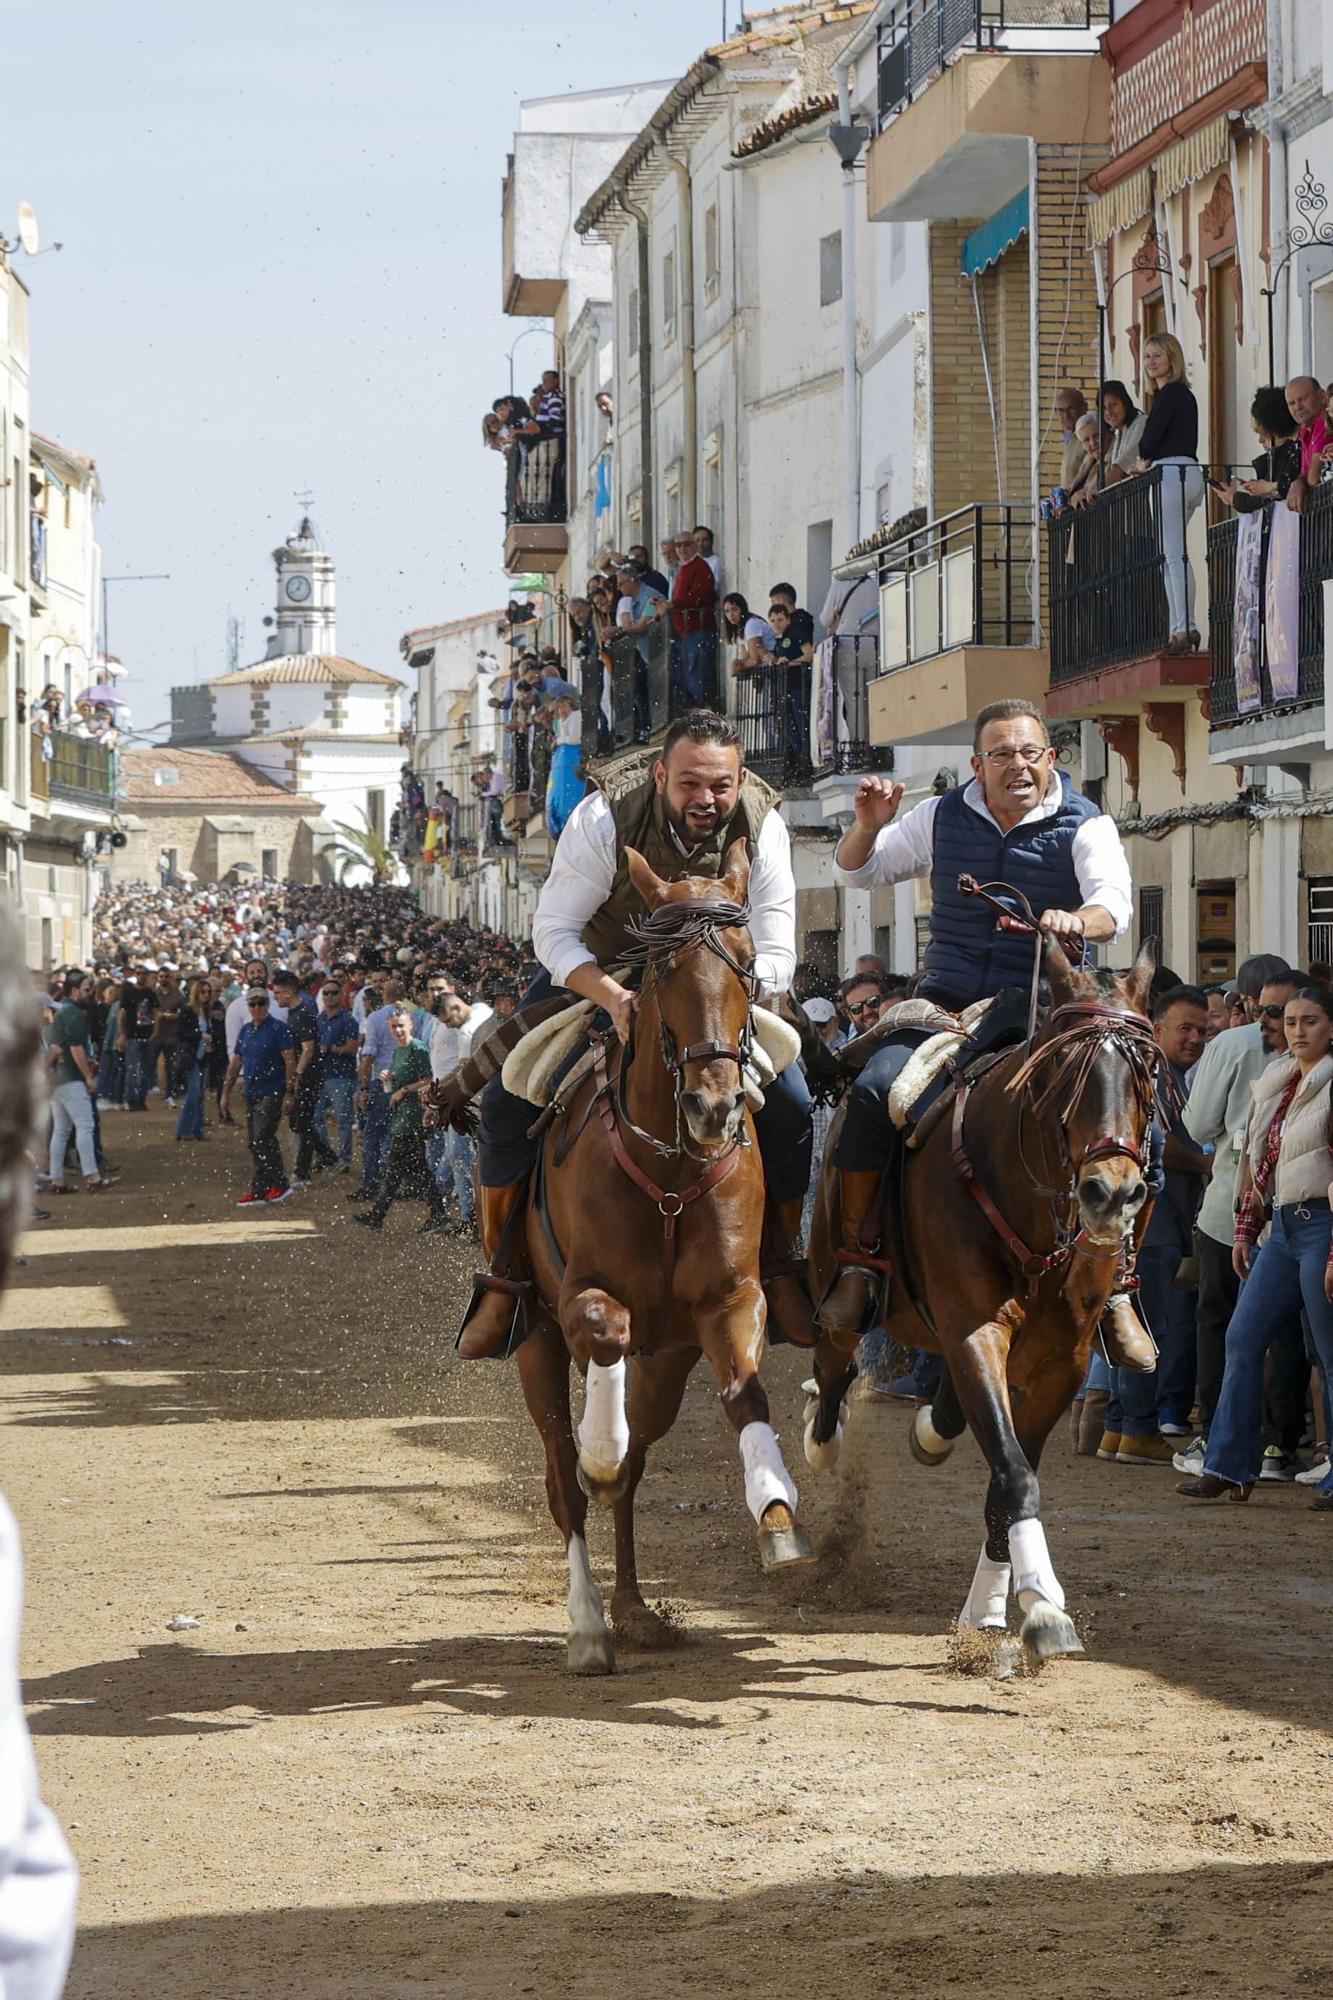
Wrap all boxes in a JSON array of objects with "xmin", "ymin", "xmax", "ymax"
[{"xmin": 1179, "ymin": 985, "xmax": 1333, "ymax": 1508}]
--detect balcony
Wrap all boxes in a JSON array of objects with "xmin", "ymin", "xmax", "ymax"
[
  {"xmin": 580, "ymin": 625, "xmax": 678, "ymax": 762},
  {"xmin": 867, "ymin": 0, "xmax": 1110, "ymax": 222},
  {"xmin": 867, "ymin": 504, "xmax": 1047, "ymax": 745},
  {"xmin": 1046, "ymin": 465, "xmax": 1212, "ymax": 720},
  {"xmin": 733, "ymin": 667, "xmax": 814, "ymax": 791},
  {"xmin": 503, "ymin": 438, "xmax": 568, "ymax": 575},
  {"xmin": 1206, "ymin": 482, "xmax": 1333, "ymax": 770},
  {"xmin": 30, "ymin": 729, "xmax": 115, "ymax": 813}
]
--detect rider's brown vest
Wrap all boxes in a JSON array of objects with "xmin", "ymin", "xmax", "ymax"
[{"xmin": 580, "ymin": 771, "xmax": 777, "ymax": 970}]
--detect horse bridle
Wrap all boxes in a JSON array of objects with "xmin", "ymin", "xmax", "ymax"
[
  {"xmin": 583, "ymin": 894, "xmax": 759, "ymax": 1298},
  {"xmin": 949, "ymin": 876, "xmax": 1165, "ymax": 1289},
  {"xmin": 615, "ymin": 896, "xmax": 758, "ymax": 1164}
]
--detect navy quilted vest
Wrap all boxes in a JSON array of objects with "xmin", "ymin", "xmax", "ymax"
[{"xmin": 923, "ymin": 775, "xmax": 1100, "ymax": 1007}]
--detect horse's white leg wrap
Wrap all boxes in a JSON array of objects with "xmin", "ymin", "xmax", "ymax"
[
  {"xmin": 1008, "ymin": 1517, "xmax": 1066, "ymax": 1613},
  {"xmin": 739, "ymin": 1420, "xmax": 798, "ymax": 1524},
  {"xmin": 565, "ymin": 1534, "xmax": 612, "ymax": 1673},
  {"xmin": 913, "ymin": 1404, "xmax": 954, "ymax": 1459},
  {"xmin": 959, "ymin": 1543, "xmax": 1011, "ymax": 1630},
  {"xmin": 577, "ymin": 1359, "xmax": 629, "ymax": 1481}
]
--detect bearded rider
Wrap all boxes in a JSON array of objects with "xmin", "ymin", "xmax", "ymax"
[
  {"xmin": 820, "ymin": 696, "xmax": 1156, "ymax": 1369},
  {"xmin": 458, "ymin": 709, "xmax": 812, "ymax": 1359}
]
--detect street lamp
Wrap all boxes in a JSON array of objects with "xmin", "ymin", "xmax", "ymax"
[{"xmin": 1259, "ymin": 160, "xmax": 1333, "ymax": 385}]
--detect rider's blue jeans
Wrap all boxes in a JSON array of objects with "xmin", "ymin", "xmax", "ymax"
[{"xmin": 478, "ymin": 970, "xmax": 812, "ymax": 1203}]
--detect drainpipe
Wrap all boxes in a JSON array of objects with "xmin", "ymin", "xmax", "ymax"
[
  {"xmin": 662, "ymin": 147, "xmax": 697, "ymax": 526},
  {"xmin": 833, "ymin": 59, "xmax": 863, "ymax": 551},
  {"xmin": 1268, "ymin": 0, "xmax": 1290, "ymax": 376},
  {"xmin": 617, "ymin": 186, "xmax": 654, "ymax": 548}
]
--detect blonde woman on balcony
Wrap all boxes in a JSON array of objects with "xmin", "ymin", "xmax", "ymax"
[{"xmin": 1131, "ymin": 332, "xmax": 1203, "ymax": 653}]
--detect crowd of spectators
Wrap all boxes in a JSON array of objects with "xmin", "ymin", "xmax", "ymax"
[{"xmin": 33, "ymin": 882, "xmax": 530, "ymax": 1228}]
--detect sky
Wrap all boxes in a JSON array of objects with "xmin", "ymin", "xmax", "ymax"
[{"xmin": 2, "ymin": 0, "xmax": 736, "ymax": 734}]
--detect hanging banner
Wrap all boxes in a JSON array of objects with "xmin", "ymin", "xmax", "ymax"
[
  {"xmin": 1232, "ymin": 511, "xmax": 1264, "ymax": 713},
  {"xmin": 812, "ymin": 637, "xmax": 837, "ymax": 770},
  {"xmin": 1265, "ymin": 504, "xmax": 1301, "ymax": 704}
]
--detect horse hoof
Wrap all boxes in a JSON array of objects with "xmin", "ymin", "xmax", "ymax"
[
  {"xmin": 576, "ymin": 1459, "xmax": 630, "ymax": 1506},
  {"xmin": 1020, "ymin": 1600, "xmax": 1084, "ymax": 1665},
  {"xmin": 611, "ymin": 1599, "xmax": 683, "ymax": 1650},
  {"xmin": 908, "ymin": 1404, "xmax": 955, "ymax": 1468},
  {"xmin": 567, "ymin": 1627, "xmax": 616, "ymax": 1676},
  {"xmin": 757, "ymin": 1502, "xmax": 817, "ymax": 1573},
  {"xmin": 803, "ymin": 1413, "xmax": 843, "ymax": 1470}
]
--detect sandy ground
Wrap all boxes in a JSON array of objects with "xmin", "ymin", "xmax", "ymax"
[{"xmin": 5, "ymin": 1106, "xmax": 1333, "ymax": 1998}]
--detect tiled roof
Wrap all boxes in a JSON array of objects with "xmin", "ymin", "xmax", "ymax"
[
  {"xmin": 207, "ymin": 652, "xmax": 403, "ymax": 689},
  {"xmin": 118, "ymin": 746, "xmax": 320, "ymax": 806},
  {"xmin": 235, "ymin": 727, "xmax": 405, "ymax": 745},
  {"xmin": 733, "ymin": 89, "xmax": 837, "ymax": 156}
]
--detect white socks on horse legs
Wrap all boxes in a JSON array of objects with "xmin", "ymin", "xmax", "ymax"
[
  {"xmin": 959, "ymin": 1545, "xmax": 1011, "ymax": 1629},
  {"xmin": 739, "ymin": 1420, "xmax": 798, "ymax": 1524},
  {"xmin": 1008, "ymin": 1518, "xmax": 1066, "ymax": 1612},
  {"xmin": 578, "ymin": 1360, "xmax": 629, "ymax": 1479}
]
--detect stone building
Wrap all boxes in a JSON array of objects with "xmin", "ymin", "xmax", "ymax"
[{"xmin": 110, "ymin": 745, "xmax": 330, "ymax": 888}]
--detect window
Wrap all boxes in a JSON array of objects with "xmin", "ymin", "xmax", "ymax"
[
  {"xmin": 703, "ymin": 437, "xmax": 722, "ymax": 548},
  {"xmin": 875, "ymin": 479, "xmax": 893, "ymax": 526},
  {"xmin": 261, "ymin": 848, "xmax": 279, "ymax": 881},
  {"xmin": 806, "ymin": 521, "xmax": 834, "ymax": 631},
  {"xmin": 627, "ymin": 287, "xmax": 639, "ymax": 358},
  {"xmin": 626, "ymin": 485, "xmax": 643, "ymax": 540},
  {"xmin": 1309, "ymin": 880, "xmax": 1333, "ymax": 972},
  {"xmin": 703, "ymin": 199, "xmax": 720, "ymax": 300},
  {"xmin": 367, "ymin": 789, "xmax": 385, "ymax": 840},
  {"xmin": 664, "ymin": 459, "xmax": 682, "ymax": 539},
  {"xmin": 820, "ymin": 230, "xmax": 843, "ymax": 307},
  {"xmin": 662, "ymin": 233, "xmax": 677, "ymax": 344},
  {"xmin": 1137, "ymin": 884, "xmax": 1164, "ymax": 954}
]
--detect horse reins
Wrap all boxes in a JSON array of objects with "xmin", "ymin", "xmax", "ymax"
[
  {"xmin": 591, "ymin": 895, "xmax": 758, "ymax": 1295},
  {"xmin": 949, "ymin": 875, "xmax": 1164, "ymax": 1296}
]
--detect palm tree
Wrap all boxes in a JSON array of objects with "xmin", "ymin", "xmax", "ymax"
[{"xmin": 324, "ymin": 807, "xmax": 395, "ymax": 885}]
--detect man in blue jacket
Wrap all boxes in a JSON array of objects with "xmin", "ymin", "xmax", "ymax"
[{"xmin": 823, "ymin": 698, "xmax": 1145, "ymax": 1355}]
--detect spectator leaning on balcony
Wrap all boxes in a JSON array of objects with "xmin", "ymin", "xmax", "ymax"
[
  {"xmin": 669, "ymin": 530, "xmax": 719, "ymax": 706},
  {"xmin": 1067, "ymin": 414, "xmax": 1109, "ymax": 508},
  {"xmin": 695, "ymin": 524, "xmax": 721, "ymax": 588},
  {"xmin": 768, "ymin": 582, "xmax": 815, "ymax": 651},
  {"xmin": 1212, "ymin": 386, "xmax": 1301, "ymax": 513},
  {"xmin": 628, "ymin": 544, "xmax": 670, "ymax": 596},
  {"xmin": 723, "ymin": 593, "xmax": 776, "ymax": 676},
  {"xmin": 1101, "ymin": 379, "xmax": 1146, "ymax": 486},
  {"xmin": 1132, "ymin": 332, "xmax": 1203, "ymax": 653},
  {"xmin": 1056, "ymin": 385, "xmax": 1089, "ymax": 490},
  {"xmin": 1285, "ymin": 374, "xmax": 1331, "ymax": 512}
]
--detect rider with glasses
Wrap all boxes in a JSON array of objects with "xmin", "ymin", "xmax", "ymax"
[{"xmin": 821, "ymin": 698, "xmax": 1151, "ymax": 1367}]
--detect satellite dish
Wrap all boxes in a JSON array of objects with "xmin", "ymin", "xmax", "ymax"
[{"xmin": 16, "ymin": 204, "xmax": 38, "ymax": 256}]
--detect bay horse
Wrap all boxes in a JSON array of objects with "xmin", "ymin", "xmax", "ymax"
[
  {"xmin": 517, "ymin": 838, "xmax": 813, "ymax": 1675},
  {"xmin": 804, "ymin": 936, "xmax": 1159, "ymax": 1663}
]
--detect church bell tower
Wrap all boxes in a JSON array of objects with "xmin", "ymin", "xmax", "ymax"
[{"xmin": 267, "ymin": 515, "xmax": 337, "ymax": 658}]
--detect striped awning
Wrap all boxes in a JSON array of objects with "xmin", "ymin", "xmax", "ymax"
[
  {"xmin": 961, "ymin": 189, "xmax": 1029, "ymax": 280},
  {"xmin": 1157, "ymin": 116, "xmax": 1231, "ymax": 201},
  {"xmin": 1086, "ymin": 167, "xmax": 1152, "ymax": 247}
]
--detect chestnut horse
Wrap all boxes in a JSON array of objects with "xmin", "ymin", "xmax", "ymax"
[
  {"xmin": 517, "ymin": 839, "xmax": 813, "ymax": 1675},
  {"xmin": 804, "ymin": 939, "xmax": 1159, "ymax": 1663}
]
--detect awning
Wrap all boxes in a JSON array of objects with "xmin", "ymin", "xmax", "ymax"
[
  {"xmin": 1157, "ymin": 115, "xmax": 1230, "ymax": 202},
  {"xmin": 1086, "ymin": 166, "xmax": 1152, "ymax": 247},
  {"xmin": 961, "ymin": 190, "xmax": 1029, "ymax": 280}
]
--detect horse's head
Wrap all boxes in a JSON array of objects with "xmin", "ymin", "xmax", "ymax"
[
  {"xmin": 1028, "ymin": 937, "xmax": 1159, "ymax": 1248},
  {"xmin": 625, "ymin": 838, "xmax": 755, "ymax": 1150}
]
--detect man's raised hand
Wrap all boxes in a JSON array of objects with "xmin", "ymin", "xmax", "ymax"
[{"xmin": 852, "ymin": 776, "xmax": 904, "ymax": 833}]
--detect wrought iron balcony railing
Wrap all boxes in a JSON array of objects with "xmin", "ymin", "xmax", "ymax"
[
  {"xmin": 1208, "ymin": 480, "xmax": 1333, "ymax": 727},
  {"xmin": 875, "ymin": 0, "xmax": 1110, "ymax": 130},
  {"xmin": 1047, "ymin": 464, "xmax": 1206, "ymax": 683},
  {"xmin": 504, "ymin": 436, "xmax": 567, "ymax": 528}
]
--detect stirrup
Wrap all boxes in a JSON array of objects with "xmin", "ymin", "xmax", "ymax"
[{"xmin": 456, "ymin": 1271, "xmax": 535, "ymax": 1360}]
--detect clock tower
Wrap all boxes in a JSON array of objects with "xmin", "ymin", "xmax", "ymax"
[{"xmin": 267, "ymin": 515, "xmax": 337, "ymax": 658}]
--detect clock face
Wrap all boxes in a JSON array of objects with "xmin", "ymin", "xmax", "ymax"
[{"xmin": 285, "ymin": 573, "xmax": 312, "ymax": 603}]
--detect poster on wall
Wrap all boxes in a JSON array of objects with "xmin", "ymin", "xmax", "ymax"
[
  {"xmin": 1232, "ymin": 510, "xmax": 1263, "ymax": 713},
  {"xmin": 1266, "ymin": 504, "xmax": 1301, "ymax": 703}
]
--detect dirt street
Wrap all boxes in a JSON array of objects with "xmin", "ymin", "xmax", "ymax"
[{"xmin": 6, "ymin": 1109, "xmax": 1333, "ymax": 1998}]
